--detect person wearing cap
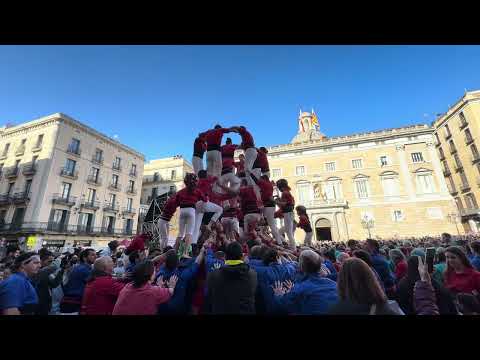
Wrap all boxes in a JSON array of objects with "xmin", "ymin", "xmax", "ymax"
[{"xmin": 0, "ymin": 252, "xmax": 41, "ymax": 315}]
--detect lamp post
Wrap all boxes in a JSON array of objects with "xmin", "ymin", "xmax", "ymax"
[
  {"xmin": 361, "ymin": 214, "xmax": 374, "ymax": 239},
  {"xmin": 447, "ymin": 212, "xmax": 461, "ymax": 236}
]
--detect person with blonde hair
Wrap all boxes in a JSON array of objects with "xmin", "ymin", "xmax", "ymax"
[{"xmin": 328, "ymin": 257, "xmax": 402, "ymax": 315}]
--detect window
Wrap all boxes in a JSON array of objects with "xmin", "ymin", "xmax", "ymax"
[
  {"xmin": 131, "ymin": 164, "xmax": 137, "ymax": 176},
  {"xmin": 24, "ymin": 179, "xmax": 32, "ymax": 194},
  {"xmin": 459, "ymin": 112, "xmax": 467, "ymax": 127},
  {"xmin": 272, "ymin": 169, "xmax": 281, "ymax": 178},
  {"xmin": 380, "ymin": 156, "xmax": 388, "ymax": 166},
  {"xmin": 296, "ymin": 182, "xmax": 311, "ymax": 205},
  {"xmin": 128, "ymin": 180, "xmax": 135, "ymax": 192},
  {"xmin": 87, "ymin": 188, "xmax": 96, "ymax": 203},
  {"xmin": 455, "ymin": 197, "xmax": 464, "ymax": 211},
  {"xmin": 61, "ymin": 182, "xmax": 71, "ymax": 199},
  {"xmin": 32, "ymin": 156, "xmax": 38, "ymax": 165},
  {"xmin": 325, "ymin": 162, "xmax": 336, "ymax": 172},
  {"xmin": 127, "ymin": 198, "xmax": 133, "ymax": 211},
  {"xmin": 427, "ymin": 207, "xmax": 443, "ymax": 219},
  {"xmin": 21, "ymin": 139, "xmax": 26, "ymax": 145},
  {"xmin": 0, "ymin": 209, "xmax": 7, "ymax": 224},
  {"xmin": 109, "ymin": 193, "xmax": 116, "ymax": 206},
  {"xmin": 7, "ymin": 182, "xmax": 14, "ymax": 195},
  {"xmin": 444, "ymin": 124, "xmax": 452, "ymax": 138},
  {"xmin": 151, "ymin": 187, "xmax": 158, "ymax": 198},
  {"xmin": 0, "ymin": 163, "xmax": 3, "ymax": 175},
  {"xmin": 69, "ymin": 138, "xmax": 80, "ymax": 153},
  {"xmin": 113, "ymin": 156, "xmax": 121, "ymax": 169},
  {"xmin": 471, "ymin": 144, "xmax": 480, "ymax": 160},
  {"xmin": 14, "ymin": 159, "xmax": 20, "ymax": 170},
  {"xmin": 125, "ymin": 219, "xmax": 133, "ymax": 234},
  {"xmin": 465, "ymin": 193, "xmax": 478, "ymax": 209},
  {"xmin": 153, "ymin": 172, "xmax": 160, "ymax": 181},
  {"xmin": 465, "ymin": 129, "xmax": 473, "ymax": 143},
  {"xmin": 411, "ymin": 152, "xmax": 424, "ymax": 163},
  {"xmin": 438, "ymin": 147, "xmax": 445, "ymax": 159},
  {"xmin": 442, "ymin": 161, "xmax": 450, "ymax": 174},
  {"xmin": 392, "ymin": 210, "xmax": 404, "ymax": 222},
  {"xmin": 171, "ymin": 170, "xmax": 176, "ymax": 180},
  {"xmin": 449, "ymin": 140, "xmax": 457, "ymax": 154},
  {"xmin": 355, "ymin": 178, "xmax": 369, "ymax": 199},
  {"xmin": 295, "ymin": 166, "xmax": 305, "ymax": 176},
  {"xmin": 382, "ymin": 176, "xmax": 400, "ymax": 197},
  {"xmin": 434, "ymin": 133, "xmax": 441, "ymax": 145},
  {"xmin": 52, "ymin": 209, "xmax": 67, "ymax": 225},
  {"xmin": 323, "ymin": 180, "xmax": 342, "ymax": 200},
  {"xmin": 2, "ymin": 143, "xmax": 9, "ymax": 156},
  {"xmin": 416, "ymin": 173, "xmax": 435, "ymax": 194},
  {"xmin": 459, "ymin": 171, "xmax": 469, "ymax": 189},
  {"xmin": 90, "ymin": 167, "xmax": 99, "ymax": 181},
  {"xmin": 112, "ymin": 174, "xmax": 119, "ymax": 187},
  {"xmin": 95, "ymin": 149, "xmax": 103, "ymax": 162},
  {"xmin": 446, "ymin": 176, "xmax": 456, "ymax": 193},
  {"xmin": 36, "ymin": 134, "xmax": 44, "ymax": 148},
  {"xmin": 453, "ymin": 154, "xmax": 463, "ymax": 170},
  {"xmin": 65, "ymin": 159, "xmax": 76, "ymax": 174},
  {"xmin": 352, "ymin": 159, "xmax": 363, "ymax": 169}
]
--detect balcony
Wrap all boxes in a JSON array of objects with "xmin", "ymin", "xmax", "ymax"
[
  {"xmin": 52, "ymin": 194, "xmax": 77, "ymax": 207},
  {"xmin": 129, "ymin": 171, "xmax": 137, "ymax": 178},
  {"xmin": 0, "ymin": 222, "xmax": 137, "ymax": 236},
  {"xmin": 460, "ymin": 208, "xmax": 480, "ymax": 217},
  {"xmin": 5, "ymin": 167, "xmax": 19, "ymax": 179},
  {"xmin": 67, "ymin": 145, "xmax": 81, "ymax": 157},
  {"xmin": 15, "ymin": 145, "xmax": 25, "ymax": 156},
  {"xmin": 466, "ymin": 137, "xmax": 475, "ymax": 146},
  {"xmin": 22, "ymin": 163, "xmax": 36, "ymax": 176},
  {"xmin": 0, "ymin": 194, "xmax": 11, "ymax": 206},
  {"xmin": 445, "ymin": 132, "xmax": 452, "ymax": 141},
  {"xmin": 460, "ymin": 121, "xmax": 469, "ymax": 130},
  {"xmin": 112, "ymin": 164, "xmax": 122, "ymax": 172},
  {"xmin": 122, "ymin": 207, "xmax": 136, "ymax": 216},
  {"xmin": 108, "ymin": 183, "xmax": 121, "ymax": 192},
  {"xmin": 460, "ymin": 183, "xmax": 471, "ymax": 193},
  {"xmin": 304, "ymin": 199, "xmax": 349, "ymax": 209},
  {"xmin": 86, "ymin": 175, "xmax": 102, "ymax": 186},
  {"xmin": 60, "ymin": 167, "xmax": 78, "ymax": 180},
  {"xmin": 454, "ymin": 163, "xmax": 464, "ymax": 172},
  {"xmin": 76, "ymin": 225, "xmax": 95, "ymax": 235},
  {"xmin": 126, "ymin": 187, "xmax": 137, "ymax": 195},
  {"xmin": 11, "ymin": 192, "xmax": 30, "ymax": 204},
  {"xmin": 449, "ymin": 187, "xmax": 459, "ymax": 196},
  {"xmin": 91, "ymin": 155, "xmax": 104, "ymax": 165},
  {"xmin": 103, "ymin": 203, "xmax": 119, "ymax": 213},
  {"xmin": 80, "ymin": 199, "xmax": 100, "ymax": 210},
  {"xmin": 472, "ymin": 154, "xmax": 480, "ymax": 165},
  {"xmin": 439, "ymin": 153, "xmax": 445, "ymax": 161},
  {"xmin": 0, "ymin": 152, "xmax": 8, "ymax": 160},
  {"xmin": 450, "ymin": 147, "xmax": 457, "ymax": 155},
  {"xmin": 443, "ymin": 168, "xmax": 451, "ymax": 177},
  {"xmin": 31, "ymin": 144, "xmax": 42, "ymax": 153}
]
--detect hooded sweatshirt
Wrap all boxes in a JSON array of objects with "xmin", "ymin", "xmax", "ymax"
[
  {"xmin": 207, "ymin": 262, "xmax": 257, "ymax": 314},
  {"xmin": 113, "ymin": 283, "xmax": 171, "ymax": 315}
]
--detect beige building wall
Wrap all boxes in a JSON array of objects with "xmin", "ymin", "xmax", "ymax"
[
  {"xmin": 0, "ymin": 113, "xmax": 145, "ymax": 250},
  {"xmin": 432, "ymin": 90, "xmax": 480, "ymax": 233},
  {"xmin": 268, "ymin": 111, "xmax": 459, "ymax": 243}
]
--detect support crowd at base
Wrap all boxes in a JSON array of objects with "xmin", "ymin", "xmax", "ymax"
[{"xmin": 1, "ymin": 124, "xmax": 480, "ymax": 315}]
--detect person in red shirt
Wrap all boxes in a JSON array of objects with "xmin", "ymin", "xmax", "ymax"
[
  {"xmin": 444, "ymin": 246, "xmax": 480, "ymax": 295},
  {"xmin": 192, "ymin": 132, "xmax": 207, "ymax": 175},
  {"xmin": 252, "ymin": 147, "xmax": 270, "ymax": 177},
  {"xmin": 192, "ymin": 170, "xmax": 226, "ymax": 244},
  {"xmin": 205, "ymin": 124, "xmax": 232, "ymax": 178},
  {"xmin": 231, "ymin": 126, "xmax": 257, "ymax": 173},
  {"xmin": 158, "ymin": 194, "xmax": 178, "ymax": 250},
  {"xmin": 248, "ymin": 170, "xmax": 282, "ymax": 245},
  {"xmin": 234, "ymin": 153, "xmax": 246, "ymax": 180},
  {"xmin": 275, "ymin": 179, "xmax": 296, "ymax": 249},
  {"xmin": 388, "ymin": 249, "xmax": 407, "ymax": 281},
  {"xmin": 174, "ymin": 173, "xmax": 207, "ymax": 258},
  {"xmin": 295, "ymin": 205, "xmax": 313, "ymax": 247},
  {"xmin": 221, "ymin": 197, "xmax": 241, "ymax": 241},
  {"xmin": 216, "ymin": 137, "xmax": 241, "ymax": 196}
]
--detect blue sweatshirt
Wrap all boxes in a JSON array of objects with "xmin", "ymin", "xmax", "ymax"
[
  {"xmin": 371, "ymin": 252, "xmax": 396, "ymax": 289},
  {"xmin": 471, "ymin": 255, "xmax": 480, "ymax": 272},
  {"xmin": 62, "ymin": 263, "xmax": 92, "ymax": 300},
  {"xmin": 272, "ymin": 273, "xmax": 338, "ymax": 315},
  {"xmin": 323, "ymin": 259, "xmax": 338, "ymax": 282},
  {"xmin": 205, "ymin": 249, "xmax": 225, "ymax": 274}
]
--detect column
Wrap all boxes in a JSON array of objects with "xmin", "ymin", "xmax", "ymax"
[
  {"xmin": 427, "ymin": 141, "xmax": 449, "ymax": 194},
  {"xmin": 395, "ymin": 144, "xmax": 416, "ymax": 199}
]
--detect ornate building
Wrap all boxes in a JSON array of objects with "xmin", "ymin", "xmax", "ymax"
[{"xmin": 267, "ymin": 110, "xmax": 460, "ymax": 242}]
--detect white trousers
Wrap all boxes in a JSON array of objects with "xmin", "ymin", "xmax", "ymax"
[
  {"xmin": 243, "ymin": 213, "xmax": 262, "ymax": 234},
  {"xmin": 158, "ymin": 218, "xmax": 170, "ymax": 249},
  {"xmin": 192, "ymin": 156, "xmax": 204, "ymax": 175},
  {"xmin": 192, "ymin": 200, "xmax": 223, "ymax": 244},
  {"xmin": 206, "ymin": 150, "xmax": 222, "ymax": 178},
  {"xmin": 283, "ymin": 212, "xmax": 296, "ymax": 249},
  {"xmin": 178, "ymin": 207, "xmax": 195, "ymax": 238},
  {"xmin": 244, "ymin": 147, "xmax": 258, "ymax": 172},
  {"xmin": 218, "ymin": 172, "xmax": 241, "ymax": 193},
  {"xmin": 221, "ymin": 217, "xmax": 240, "ymax": 236},
  {"xmin": 304, "ymin": 231, "xmax": 313, "ymax": 247},
  {"xmin": 263, "ymin": 207, "xmax": 282, "ymax": 245}
]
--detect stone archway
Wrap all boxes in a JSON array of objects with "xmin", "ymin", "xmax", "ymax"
[{"xmin": 315, "ymin": 218, "xmax": 332, "ymax": 242}]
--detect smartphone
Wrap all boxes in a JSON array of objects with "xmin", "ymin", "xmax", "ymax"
[{"xmin": 425, "ymin": 247, "xmax": 436, "ymax": 274}]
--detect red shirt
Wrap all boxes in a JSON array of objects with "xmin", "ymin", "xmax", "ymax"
[
  {"xmin": 210, "ymin": 191, "xmax": 234, "ymax": 206},
  {"xmin": 234, "ymin": 160, "xmax": 245, "ymax": 175},
  {"xmin": 280, "ymin": 190, "xmax": 295, "ymax": 213},
  {"xmin": 193, "ymin": 136, "xmax": 207, "ymax": 156},
  {"xmin": 253, "ymin": 150, "xmax": 269, "ymax": 171},
  {"xmin": 221, "ymin": 144, "xmax": 238, "ymax": 158},
  {"xmin": 175, "ymin": 188, "xmax": 206, "ymax": 207},
  {"xmin": 239, "ymin": 186, "xmax": 259, "ymax": 214},
  {"xmin": 256, "ymin": 178, "xmax": 274, "ymax": 207},
  {"xmin": 160, "ymin": 196, "xmax": 178, "ymax": 221},
  {"xmin": 126, "ymin": 234, "xmax": 149, "ymax": 253},
  {"xmin": 80, "ymin": 276, "xmax": 126, "ymax": 315},
  {"xmin": 394, "ymin": 260, "xmax": 408, "ymax": 281},
  {"xmin": 444, "ymin": 267, "xmax": 480, "ymax": 294},
  {"xmin": 274, "ymin": 209, "xmax": 284, "ymax": 219},
  {"xmin": 205, "ymin": 128, "xmax": 229, "ymax": 148},
  {"xmin": 297, "ymin": 214, "xmax": 312, "ymax": 233},
  {"xmin": 238, "ymin": 127, "xmax": 255, "ymax": 148},
  {"xmin": 197, "ymin": 176, "xmax": 217, "ymax": 198}
]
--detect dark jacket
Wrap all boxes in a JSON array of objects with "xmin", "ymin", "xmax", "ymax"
[
  {"xmin": 32, "ymin": 265, "xmax": 64, "ymax": 315},
  {"xmin": 328, "ymin": 300, "xmax": 400, "ymax": 315},
  {"xmin": 413, "ymin": 280, "xmax": 440, "ymax": 315},
  {"xmin": 207, "ymin": 262, "xmax": 257, "ymax": 314},
  {"xmin": 371, "ymin": 252, "xmax": 396, "ymax": 290}
]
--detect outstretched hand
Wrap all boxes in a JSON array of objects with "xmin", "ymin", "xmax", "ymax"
[
  {"xmin": 167, "ymin": 274, "xmax": 179, "ymax": 289},
  {"xmin": 272, "ymin": 280, "xmax": 286, "ymax": 296},
  {"xmin": 417, "ymin": 256, "xmax": 431, "ymax": 283},
  {"xmin": 156, "ymin": 276, "xmax": 165, "ymax": 287}
]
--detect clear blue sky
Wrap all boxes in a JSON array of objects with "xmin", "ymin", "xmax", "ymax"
[{"xmin": 1, "ymin": 45, "xmax": 480, "ymax": 162}]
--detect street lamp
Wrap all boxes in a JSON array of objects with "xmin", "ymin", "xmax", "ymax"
[
  {"xmin": 361, "ymin": 214, "xmax": 375, "ymax": 239},
  {"xmin": 447, "ymin": 212, "xmax": 461, "ymax": 236}
]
